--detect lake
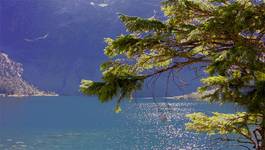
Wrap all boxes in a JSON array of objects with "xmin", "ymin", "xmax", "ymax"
[{"xmin": 0, "ymin": 96, "xmax": 243, "ymax": 150}]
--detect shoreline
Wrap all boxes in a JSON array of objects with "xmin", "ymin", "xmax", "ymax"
[
  {"xmin": 0, "ymin": 91, "xmax": 210, "ymax": 99},
  {"xmin": 138, "ymin": 90, "xmax": 215, "ymax": 100},
  {"xmin": 0, "ymin": 93, "xmax": 59, "ymax": 98}
]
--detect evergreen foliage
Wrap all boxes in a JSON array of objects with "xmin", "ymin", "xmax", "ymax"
[{"xmin": 81, "ymin": 0, "xmax": 265, "ymax": 149}]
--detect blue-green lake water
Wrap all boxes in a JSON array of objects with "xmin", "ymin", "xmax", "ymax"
[{"xmin": 0, "ymin": 97, "xmax": 243, "ymax": 150}]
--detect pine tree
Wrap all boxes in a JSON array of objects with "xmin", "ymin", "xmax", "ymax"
[{"xmin": 80, "ymin": 0, "xmax": 265, "ymax": 149}]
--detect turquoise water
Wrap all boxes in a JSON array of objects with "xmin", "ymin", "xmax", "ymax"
[{"xmin": 0, "ymin": 97, "xmax": 243, "ymax": 150}]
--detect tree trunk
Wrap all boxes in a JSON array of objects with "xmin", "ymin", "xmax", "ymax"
[
  {"xmin": 259, "ymin": 116, "xmax": 265, "ymax": 150},
  {"xmin": 260, "ymin": 127, "xmax": 265, "ymax": 150}
]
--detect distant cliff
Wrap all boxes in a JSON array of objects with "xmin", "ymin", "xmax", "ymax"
[{"xmin": 0, "ymin": 52, "xmax": 56, "ymax": 96}]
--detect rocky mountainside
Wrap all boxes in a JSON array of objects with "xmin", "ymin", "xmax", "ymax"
[{"xmin": 0, "ymin": 51, "xmax": 56, "ymax": 96}]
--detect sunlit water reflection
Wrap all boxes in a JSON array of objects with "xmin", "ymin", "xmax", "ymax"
[{"xmin": 0, "ymin": 97, "xmax": 243, "ymax": 150}]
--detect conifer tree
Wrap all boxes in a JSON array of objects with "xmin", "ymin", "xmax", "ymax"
[{"xmin": 81, "ymin": 0, "xmax": 265, "ymax": 149}]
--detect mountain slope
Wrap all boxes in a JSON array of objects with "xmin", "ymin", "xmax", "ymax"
[{"xmin": 0, "ymin": 51, "xmax": 56, "ymax": 96}]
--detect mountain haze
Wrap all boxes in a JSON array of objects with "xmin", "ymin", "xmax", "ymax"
[{"xmin": 0, "ymin": 0, "xmax": 200, "ymax": 96}]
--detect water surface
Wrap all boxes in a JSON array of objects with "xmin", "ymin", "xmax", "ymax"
[{"xmin": 0, "ymin": 96, "xmax": 243, "ymax": 150}]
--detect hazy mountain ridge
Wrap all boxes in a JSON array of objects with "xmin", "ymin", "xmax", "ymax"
[{"xmin": 0, "ymin": 51, "xmax": 56, "ymax": 96}]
